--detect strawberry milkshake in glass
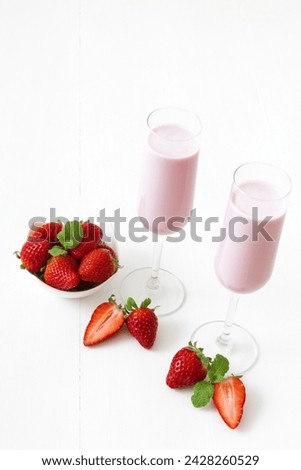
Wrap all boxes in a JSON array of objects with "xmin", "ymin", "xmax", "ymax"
[
  {"xmin": 120, "ymin": 107, "xmax": 202, "ymax": 316},
  {"xmin": 191, "ymin": 162, "xmax": 292, "ymax": 373}
]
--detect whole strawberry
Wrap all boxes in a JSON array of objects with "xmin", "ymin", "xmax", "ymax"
[
  {"xmin": 79, "ymin": 247, "xmax": 117, "ymax": 283},
  {"xmin": 44, "ymin": 254, "xmax": 80, "ymax": 290},
  {"xmin": 124, "ymin": 298, "xmax": 158, "ymax": 349},
  {"xmin": 19, "ymin": 232, "xmax": 51, "ymax": 272},
  {"xmin": 166, "ymin": 342, "xmax": 209, "ymax": 388},
  {"xmin": 70, "ymin": 222, "xmax": 103, "ymax": 260},
  {"xmin": 99, "ymin": 243, "xmax": 118, "ymax": 261},
  {"xmin": 38, "ymin": 222, "xmax": 63, "ymax": 243}
]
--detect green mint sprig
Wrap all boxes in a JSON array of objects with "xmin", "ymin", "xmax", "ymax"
[
  {"xmin": 191, "ymin": 349, "xmax": 233, "ymax": 408},
  {"xmin": 208, "ymin": 354, "xmax": 230, "ymax": 384},
  {"xmin": 191, "ymin": 381, "xmax": 214, "ymax": 408}
]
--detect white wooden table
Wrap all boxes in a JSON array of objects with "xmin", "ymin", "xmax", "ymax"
[{"xmin": 0, "ymin": 0, "xmax": 300, "ymax": 456}]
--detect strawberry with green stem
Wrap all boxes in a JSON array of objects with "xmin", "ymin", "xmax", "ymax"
[
  {"xmin": 99, "ymin": 243, "xmax": 118, "ymax": 261},
  {"xmin": 124, "ymin": 297, "xmax": 158, "ymax": 349},
  {"xmin": 79, "ymin": 247, "xmax": 118, "ymax": 283},
  {"xmin": 35, "ymin": 222, "xmax": 63, "ymax": 244},
  {"xmin": 43, "ymin": 220, "xmax": 84, "ymax": 290},
  {"xmin": 83, "ymin": 296, "xmax": 158, "ymax": 348},
  {"xmin": 44, "ymin": 254, "xmax": 80, "ymax": 290},
  {"xmin": 16, "ymin": 231, "xmax": 51, "ymax": 273},
  {"xmin": 166, "ymin": 342, "xmax": 209, "ymax": 388}
]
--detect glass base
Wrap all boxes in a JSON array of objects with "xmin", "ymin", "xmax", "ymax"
[
  {"xmin": 191, "ymin": 320, "xmax": 259, "ymax": 375},
  {"xmin": 120, "ymin": 267, "xmax": 185, "ymax": 316}
]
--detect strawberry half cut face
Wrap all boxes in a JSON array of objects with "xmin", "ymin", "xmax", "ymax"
[
  {"xmin": 83, "ymin": 301, "xmax": 124, "ymax": 346},
  {"xmin": 213, "ymin": 377, "xmax": 246, "ymax": 429}
]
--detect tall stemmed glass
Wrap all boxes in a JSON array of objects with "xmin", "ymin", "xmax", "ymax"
[
  {"xmin": 191, "ymin": 162, "xmax": 291, "ymax": 373},
  {"xmin": 120, "ymin": 107, "xmax": 202, "ymax": 316}
]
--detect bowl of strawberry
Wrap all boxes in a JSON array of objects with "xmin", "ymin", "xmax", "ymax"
[{"xmin": 15, "ymin": 220, "xmax": 119, "ymax": 298}]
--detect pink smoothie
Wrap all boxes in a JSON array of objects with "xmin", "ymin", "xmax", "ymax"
[
  {"xmin": 215, "ymin": 181, "xmax": 286, "ymax": 293},
  {"xmin": 138, "ymin": 124, "xmax": 199, "ymax": 235}
]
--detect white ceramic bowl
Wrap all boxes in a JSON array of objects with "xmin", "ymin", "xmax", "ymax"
[{"xmin": 26, "ymin": 223, "xmax": 119, "ymax": 299}]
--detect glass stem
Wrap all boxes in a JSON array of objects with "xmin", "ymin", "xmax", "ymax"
[
  {"xmin": 146, "ymin": 236, "xmax": 165, "ymax": 290},
  {"xmin": 216, "ymin": 294, "xmax": 240, "ymax": 352}
]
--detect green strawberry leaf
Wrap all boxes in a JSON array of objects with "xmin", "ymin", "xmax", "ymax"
[
  {"xmin": 187, "ymin": 342, "xmax": 212, "ymax": 369},
  {"xmin": 126, "ymin": 297, "xmax": 138, "ymax": 311},
  {"xmin": 57, "ymin": 220, "xmax": 83, "ymax": 250},
  {"xmin": 191, "ymin": 381, "xmax": 214, "ymax": 408},
  {"xmin": 140, "ymin": 298, "xmax": 151, "ymax": 308},
  {"xmin": 208, "ymin": 354, "xmax": 229, "ymax": 383},
  {"xmin": 108, "ymin": 294, "xmax": 117, "ymax": 303},
  {"xmin": 48, "ymin": 246, "xmax": 68, "ymax": 257}
]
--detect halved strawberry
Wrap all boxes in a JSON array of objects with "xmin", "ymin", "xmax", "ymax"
[
  {"xmin": 83, "ymin": 297, "xmax": 124, "ymax": 346},
  {"xmin": 213, "ymin": 377, "xmax": 246, "ymax": 429}
]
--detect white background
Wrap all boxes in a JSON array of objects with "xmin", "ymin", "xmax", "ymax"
[{"xmin": 0, "ymin": 0, "xmax": 301, "ymax": 453}]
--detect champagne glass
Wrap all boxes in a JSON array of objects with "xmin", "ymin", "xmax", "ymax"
[
  {"xmin": 191, "ymin": 162, "xmax": 292, "ymax": 373},
  {"xmin": 120, "ymin": 107, "xmax": 202, "ymax": 316}
]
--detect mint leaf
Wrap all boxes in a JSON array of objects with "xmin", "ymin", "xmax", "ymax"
[
  {"xmin": 57, "ymin": 220, "xmax": 83, "ymax": 250},
  {"xmin": 191, "ymin": 381, "xmax": 214, "ymax": 408},
  {"xmin": 48, "ymin": 246, "xmax": 68, "ymax": 257},
  {"xmin": 208, "ymin": 354, "xmax": 229, "ymax": 383}
]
